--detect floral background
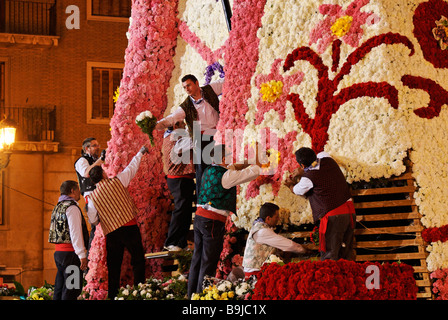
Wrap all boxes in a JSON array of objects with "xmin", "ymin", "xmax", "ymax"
[{"xmin": 84, "ymin": 0, "xmax": 448, "ymax": 299}]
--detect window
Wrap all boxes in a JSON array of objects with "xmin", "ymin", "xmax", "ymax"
[
  {"xmin": 86, "ymin": 62, "xmax": 123, "ymax": 124},
  {"xmin": 87, "ymin": 0, "xmax": 131, "ymax": 22}
]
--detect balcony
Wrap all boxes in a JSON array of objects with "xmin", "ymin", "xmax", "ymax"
[
  {"xmin": 2, "ymin": 105, "xmax": 58, "ymax": 152},
  {"xmin": 0, "ymin": 0, "xmax": 59, "ymax": 48}
]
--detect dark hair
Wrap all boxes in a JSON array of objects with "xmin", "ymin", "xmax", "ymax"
[
  {"xmin": 60, "ymin": 180, "xmax": 79, "ymax": 195},
  {"xmin": 259, "ymin": 202, "xmax": 280, "ymax": 220},
  {"xmin": 181, "ymin": 74, "xmax": 198, "ymax": 83},
  {"xmin": 82, "ymin": 137, "xmax": 96, "ymax": 155},
  {"xmin": 211, "ymin": 143, "xmax": 229, "ymax": 163},
  {"xmin": 89, "ymin": 166, "xmax": 104, "ymax": 184},
  {"xmin": 295, "ymin": 147, "xmax": 317, "ymax": 167}
]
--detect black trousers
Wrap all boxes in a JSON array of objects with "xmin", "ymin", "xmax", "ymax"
[
  {"xmin": 320, "ymin": 213, "xmax": 356, "ymax": 261},
  {"xmin": 53, "ymin": 251, "xmax": 82, "ymax": 300},
  {"xmin": 106, "ymin": 224, "xmax": 146, "ymax": 299},
  {"xmin": 193, "ymin": 134, "xmax": 215, "ymax": 196},
  {"xmin": 165, "ymin": 177, "xmax": 195, "ymax": 249},
  {"xmin": 187, "ymin": 215, "xmax": 225, "ymax": 298}
]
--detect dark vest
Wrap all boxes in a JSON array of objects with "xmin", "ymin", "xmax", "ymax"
[
  {"xmin": 198, "ymin": 165, "xmax": 237, "ymax": 214},
  {"xmin": 75, "ymin": 154, "xmax": 96, "ymax": 195},
  {"xmin": 302, "ymin": 157, "xmax": 352, "ymax": 222},
  {"xmin": 180, "ymin": 85, "xmax": 220, "ymax": 137},
  {"xmin": 48, "ymin": 200, "xmax": 89, "ymax": 246}
]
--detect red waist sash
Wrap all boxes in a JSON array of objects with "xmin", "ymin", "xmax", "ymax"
[
  {"xmin": 196, "ymin": 207, "xmax": 227, "ymax": 223},
  {"xmin": 319, "ymin": 200, "xmax": 355, "ymax": 252}
]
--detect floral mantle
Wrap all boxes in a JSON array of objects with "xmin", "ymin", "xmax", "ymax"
[{"xmin": 85, "ymin": 0, "xmax": 448, "ymax": 299}]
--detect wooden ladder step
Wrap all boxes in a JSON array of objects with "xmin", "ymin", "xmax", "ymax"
[
  {"xmin": 355, "ymin": 252, "xmax": 427, "ymax": 261},
  {"xmin": 355, "ymin": 239, "xmax": 425, "ymax": 248},
  {"xmin": 354, "ymin": 225, "xmax": 423, "ymax": 235},
  {"xmin": 356, "ymin": 211, "xmax": 421, "ymax": 222},
  {"xmin": 354, "ymin": 199, "xmax": 415, "ymax": 209},
  {"xmin": 351, "ymin": 185, "xmax": 415, "ymax": 196}
]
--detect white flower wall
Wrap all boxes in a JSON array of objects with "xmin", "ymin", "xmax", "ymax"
[{"xmin": 168, "ymin": 0, "xmax": 448, "ymax": 274}]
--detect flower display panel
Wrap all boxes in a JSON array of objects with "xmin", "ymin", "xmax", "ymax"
[{"xmin": 85, "ymin": 0, "xmax": 448, "ymax": 298}]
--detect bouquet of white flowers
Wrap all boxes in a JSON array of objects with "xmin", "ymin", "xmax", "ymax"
[{"xmin": 135, "ymin": 110, "xmax": 157, "ymax": 146}]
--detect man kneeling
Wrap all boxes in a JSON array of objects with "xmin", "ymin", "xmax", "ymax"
[{"xmin": 242, "ymin": 203, "xmax": 305, "ymax": 278}]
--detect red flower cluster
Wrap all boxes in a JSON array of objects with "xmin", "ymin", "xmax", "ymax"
[
  {"xmin": 413, "ymin": 0, "xmax": 448, "ymax": 68},
  {"xmin": 283, "ymin": 32, "xmax": 414, "ymax": 152},
  {"xmin": 252, "ymin": 259, "xmax": 417, "ymax": 300},
  {"xmin": 422, "ymin": 224, "xmax": 448, "ymax": 243}
]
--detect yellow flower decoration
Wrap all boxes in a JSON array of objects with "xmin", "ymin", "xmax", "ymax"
[
  {"xmin": 260, "ymin": 80, "xmax": 283, "ymax": 103},
  {"xmin": 113, "ymin": 87, "xmax": 120, "ymax": 103},
  {"xmin": 331, "ymin": 16, "xmax": 353, "ymax": 38}
]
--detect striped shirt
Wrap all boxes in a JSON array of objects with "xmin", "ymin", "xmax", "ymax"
[{"xmin": 87, "ymin": 151, "xmax": 143, "ymax": 235}]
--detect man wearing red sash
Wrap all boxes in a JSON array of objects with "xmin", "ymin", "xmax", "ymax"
[
  {"xmin": 87, "ymin": 146, "xmax": 148, "ymax": 299},
  {"xmin": 285, "ymin": 147, "xmax": 356, "ymax": 261}
]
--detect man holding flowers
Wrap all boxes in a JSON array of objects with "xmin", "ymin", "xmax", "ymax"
[{"xmin": 154, "ymin": 74, "xmax": 224, "ymax": 197}]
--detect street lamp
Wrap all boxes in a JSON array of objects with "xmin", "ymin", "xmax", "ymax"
[{"xmin": 0, "ymin": 116, "xmax": 17, "ymax": 170}]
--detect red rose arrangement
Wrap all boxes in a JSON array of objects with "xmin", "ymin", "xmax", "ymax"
[
  {"xmin": 422, "ymin": 224, "xmax": 448, "ymax": 243},
  {"xmin": 252, "ymin": 259, "xmax": 417, "ymax": 300}
]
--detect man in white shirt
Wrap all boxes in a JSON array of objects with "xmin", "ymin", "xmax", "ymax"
[
  {"xmin": 155, "ymin": 74, "xmax": 224, "ymax": 197},
  {"xmin": 87, "ymin": 146, "xmax": 148, "ymax": 299},
  {"xmin": 285, "ymin": 147, "xmax": 355, "ymax": 261},
  {"xmin": 74, "ymin": 137, "xmax": 105, "ymax": 250},
  {"xmin": 242, "ymin": 203, "xmax": 305, "ymax": 277},
  {"xmin": 49, "ymin": 180, "xmax": 88, "ymax": 300}
]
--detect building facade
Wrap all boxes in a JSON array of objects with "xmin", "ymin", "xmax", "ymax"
[{"xmin": 0, "ymin": 0, "xmax": 129, "ymax": 290}]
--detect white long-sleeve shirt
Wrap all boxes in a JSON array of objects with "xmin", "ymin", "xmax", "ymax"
[
  {"xmin": 197, "ymin": 164, "xmax": 261, "ymax": 217},
  {"xmin": 87, "ymin": 151, "xmax": 143, "ymax": 225},
  {"xmin": 243, "ymin": 227, "xmax": 303, "ymax": 273},
  {"xmin": 64, "ymin": 200, "xmax": 87, "ymax": 259},
  {"xmin": 157, "ymin": 79, "xmax": 224, "ymax": 131},
  {"xmin": 293, "ymin": 151, "xmax": 331, "ymax": 196}
]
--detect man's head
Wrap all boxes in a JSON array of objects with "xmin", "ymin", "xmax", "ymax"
[
  {"xmin": 89, "ymin": 166, "xmax": 107, "ymax": 184},
  {"xmin": 259, "ymin": 202, "xmax": 280, "ymax": 227},
  {"xmin": 295, "ymin": 147, "xmax": 317, "ymax": 168},
  {"xmin": 60, "ymin": 180, "xmax": 81, "ymax": 201},
  {"xmin": 181, "ymin": 74, "xmax": 201, "ymax": 98},
  {"xmin": 82, "ymin": 137, "xmax": 100, "ymax": 158}
]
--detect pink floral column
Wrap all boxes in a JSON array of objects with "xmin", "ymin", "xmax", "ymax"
[{"xmin": 83, "ymin": 0, "xmax": 179, "ymax": 299}]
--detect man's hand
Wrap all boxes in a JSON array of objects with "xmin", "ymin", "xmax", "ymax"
[
  {"xmin": 80, "ymin": 258, "xmax": 88, "ymax": 271},
  {"xmin": 140, "ymin": 146, "xmax": 149, "ymax": 155}
]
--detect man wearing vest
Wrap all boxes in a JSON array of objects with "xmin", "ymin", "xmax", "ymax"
[
  {"xmin": 49, "ymin": 180, "xmax": 89, "ymax": 300},
  {"xmin": 285, "ymin": 147, "xmax": 356, "ymax": 261},
  {"xmin": 87, "ymin": 146, "xmax": 148, "ymax": 299},
  {"xmin": 242, "ymin": 203, "xmax": 305, "ymax": 278},
  {"xmin": 155, "ymin": 74, "xmax": 224, "ymax": 197},
  {"xmin": 74, "ymin": 137, "xmax": 105, "ymax": 250},
  {"xmin": 187, "ymin": 144, "xmax": 264, "ymax": 298},
  {"xmin": 161, "ymin": 121, "xmax": 195, "ymax": 251}
]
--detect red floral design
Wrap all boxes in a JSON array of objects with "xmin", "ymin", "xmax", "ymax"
[
  {"xmin": 252, "ymin": 260, "xmax": 417, "ymax": 300},
  {"xmin": 413, "ymin": 0, "xmax": 448, "ymax": 68},
  {"xmin": 284, "ymin": 32, "xmax": 414, "ymax": 152},
  {"xmin": 422, "ymin": 224, "xmax": 448, "ymax": 243},
  {"xmin": 401, "ymin": 75, "xmax": 448, "ymax": 119}
]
